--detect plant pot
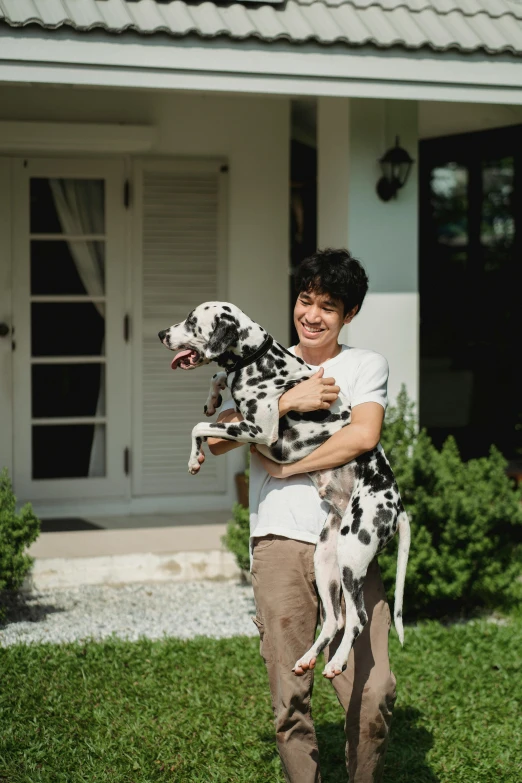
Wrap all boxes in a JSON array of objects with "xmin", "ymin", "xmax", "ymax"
[{"xmin": 235, "ymin": 472, "xmax": 249, "ymax": 508}]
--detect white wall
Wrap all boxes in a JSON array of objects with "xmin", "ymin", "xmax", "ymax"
[{"xmin": 318, "ymin": 97, "xmax": 419, "ymax": 407}]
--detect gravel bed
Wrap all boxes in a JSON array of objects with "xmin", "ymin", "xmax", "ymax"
[{"xmin": 0, "ymin": 581, "xmax": 258, "ymax": 648}]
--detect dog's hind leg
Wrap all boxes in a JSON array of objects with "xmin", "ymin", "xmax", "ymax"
[
  {"xmin": 323, "ymin": 506, "xmax": 380, "ymax": 679},
  {"xmin": 293, "ymin": 511, "xmax": 344, "ymax": 676},
  {"xmin": 204, "ymin": 372, "xmax": 227, "ymax": 417}
]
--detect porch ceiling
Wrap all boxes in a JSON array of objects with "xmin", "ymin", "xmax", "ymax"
[{"xmin": 1, "ymin": 0, "xmax": 522, "ymax": 57}]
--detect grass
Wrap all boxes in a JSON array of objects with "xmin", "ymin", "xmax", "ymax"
[{"xmin": 0, "ymin": 618, "xmax": 521, "ymax": 783}]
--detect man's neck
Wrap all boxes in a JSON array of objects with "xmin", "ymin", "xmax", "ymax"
[{"xmin": 295, "ymin": 341, "xmax": 342, "ymax": 367}]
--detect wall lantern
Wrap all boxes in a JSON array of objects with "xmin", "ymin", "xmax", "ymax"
[{"xmin": 376, "ymin": 136, "xmax": 414, "ymax": 202}]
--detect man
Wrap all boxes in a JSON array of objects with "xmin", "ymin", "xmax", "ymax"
[{"xmin": 208, "ymin": 249, "xmax": 396, "ymax": 783}]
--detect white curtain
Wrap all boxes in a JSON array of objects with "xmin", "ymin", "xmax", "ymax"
[{"xmin": 49, "ymin": 179, "xmax": 106, "ymax": 478}]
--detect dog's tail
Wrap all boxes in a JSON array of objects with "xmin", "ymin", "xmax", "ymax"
[{"xmin": 393, "ymin": 511, "xmax": 411, "ymax": 646}]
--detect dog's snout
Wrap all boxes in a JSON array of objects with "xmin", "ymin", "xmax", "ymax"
[{"xmin": 158, "ymin": 329, "xmax": 168, "ymax": 343}]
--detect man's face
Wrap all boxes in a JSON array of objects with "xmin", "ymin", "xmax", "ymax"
[{"xmin": 294, "ymin": 289, "xmax": 356, "ymax": 349}]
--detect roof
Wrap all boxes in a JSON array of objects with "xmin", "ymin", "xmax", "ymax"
[{"xmin": 1, "ymin": 0, "xmax": 522, "ymax": 56}]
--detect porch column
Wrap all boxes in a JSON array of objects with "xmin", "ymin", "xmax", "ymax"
[{"xmin": 317, "ymin": 97, "xmax": 419, "ymax": 408}]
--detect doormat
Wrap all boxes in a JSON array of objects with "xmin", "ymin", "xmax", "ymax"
[{"xmin": 40, "ymin": 518, "xmax": 103, "ymax": 533}]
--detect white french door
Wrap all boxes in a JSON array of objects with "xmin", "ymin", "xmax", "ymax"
[{"xmin": 12, "ymin": 158, "xmax": 130, "ymax": 502}]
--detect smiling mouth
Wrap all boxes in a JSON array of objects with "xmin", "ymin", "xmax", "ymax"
[
  {"xmin": 301, "ymin": 323, "xmax": 325, "ymax": 335},
  {"xmin": 171, "ymin": 349, "xmax": 201, "ymax": 370}
]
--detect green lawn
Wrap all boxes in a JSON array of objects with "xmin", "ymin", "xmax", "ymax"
[{"xmin": 1, "ymin": 618, "xmax": 520, "ymax": 783}]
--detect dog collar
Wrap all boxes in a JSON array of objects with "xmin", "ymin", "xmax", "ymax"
[{"xmin": 226, "ymin": 334, "xmax": 274, "ymax": 376}]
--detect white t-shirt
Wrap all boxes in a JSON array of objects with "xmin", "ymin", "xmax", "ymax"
[{"xmin": 221, "ymin": 344, "xmax": 389, "ymax": 555}]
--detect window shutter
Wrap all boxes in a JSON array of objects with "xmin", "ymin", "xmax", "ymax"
[{"xmin": 140, "ymin": 168, "xmax": 226, "ymax": 496}]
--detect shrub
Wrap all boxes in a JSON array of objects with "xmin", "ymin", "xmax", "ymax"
[
  {"xmin": 0, "ymin": 469, "xmax": 40, "ymax": 593},
  {"xmin": 222, "ymin": 503, "xmax": 250, "ymax": 572},
  {"xmin": 379, "ymin": 388, "xmax": 522, "ymax": 617}
]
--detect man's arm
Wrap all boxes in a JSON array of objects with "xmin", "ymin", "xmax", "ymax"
[
  {"xmin": 207, "ymin": 409, "xmax": 246, "ymax": 456},
  {"xmin": 252, "ymin": 402, "xmax": 384, "ymax": 478}
]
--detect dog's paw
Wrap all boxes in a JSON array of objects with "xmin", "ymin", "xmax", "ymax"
[
  {"xmin": 188, "ymin": 460, "xmax": 201, "ymax": 475},
  {"xmin": 204, "ymin": 404, "xmax": 215, "ymax": 417},
  {"xmin": 293, "ymin": 653, "xmax": 317, "ymax": 676},
  {"xmin": 323, "ymin": 658, "xmax": 346, "ymax": 679}
]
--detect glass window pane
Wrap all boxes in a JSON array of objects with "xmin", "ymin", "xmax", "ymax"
[
  {"xmin": 30, "ymin": 178, "xmax": 105, "ymax": 235},
  {"xmin": 31, "ymin": 240, "xmax": 105, "ymax": 296},
  {"xmin": 430, "ymin": 163, "xmax": 468, "ymax": 246},
  {"xmin": 31, "ymin": 302, "xmax": 105, "ymax": 357},
  {"xmin": 32, "ymin": 424, "xmax": 106, "ymax": 479},
  {"xmin": 481, "ymin": 157, "xmax": 515, "ymax": 250},
  {"xmin": 32, "ymin": 364, "xmax": 105, "ymax": 418}
]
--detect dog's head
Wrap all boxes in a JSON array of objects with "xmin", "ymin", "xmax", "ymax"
[{"xmin": 158, "ymin": 302, "xmax": 243, "ymax": 370}]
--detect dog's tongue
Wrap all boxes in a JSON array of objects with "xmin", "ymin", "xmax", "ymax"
[{"xmin": 171, "ymin": 349, "xmax": 193, "ymax": 370}]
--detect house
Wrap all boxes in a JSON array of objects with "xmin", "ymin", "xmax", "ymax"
[{"xmin": 0, "ymin": 1, "xmax": 520, "ymax": 582}]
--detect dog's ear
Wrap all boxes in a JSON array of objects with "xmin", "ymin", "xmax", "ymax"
[{"xmin": 206, "ymin": 320, "xmax": 239, "ymax": 359}]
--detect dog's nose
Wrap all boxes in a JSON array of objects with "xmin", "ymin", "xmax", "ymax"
[{"xmin": 158, "ymin": 330, "xmax": 167, "ymax": 343}]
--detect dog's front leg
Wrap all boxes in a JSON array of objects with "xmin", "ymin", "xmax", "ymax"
[
  {"xmin": 188, "ymin": 420, "xmax": 275, "ymax": 474},
  {"xmin": 204, "ymin": 372, "xmax": 228, "ymax": 417},
  {"xmin": 293, "ymin": 511, "xmax": 343, "ymax": 676}
]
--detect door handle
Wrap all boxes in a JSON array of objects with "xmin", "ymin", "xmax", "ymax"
[{"xmin": 0, "ymin": 323, "xmax": 10, "ymax": 338}]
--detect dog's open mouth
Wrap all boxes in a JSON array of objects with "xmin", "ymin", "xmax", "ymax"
[{"xmin": 171, "ymin": 349, "xmax": 200, "ymax": 370}]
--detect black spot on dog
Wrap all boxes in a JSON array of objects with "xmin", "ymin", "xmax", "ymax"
[
  {"xmin": 358, "ymin": 529, "xmax": 371, "ymax": 545},
  {"xmin": 257, "ymin": 392, "xmax": 267, "ymax": 400},
  {"xmin": 329, "ymin": 580, "xmax": 341, "ymax": 620},
  {"xmin": 320, "ymin": 526, "xmax": 329, "ymax": 542},
  {"xmin": 223, "ymin": 306, "xmax": 231, "ymax": 312},
  {"xmin": 350, "ymin": 496, "xmax": 363, "ymax": 535},
  {"xmin": 304, "ymin": 433, "xmax": 330, "ymax": 448},
  {"xmin": 384, "ymin": 491, "xmax": 393, "ymax": 500},
  {"xmin": 342, "ymin": 567, "xmax": 366, "ymax": 625},
  {"xmin": 341, "ymin": 411, "xmax": 350, "ymax": 421},
  {"xmin": 203, "ymin": 405, "xmax": 208, "ymax": 414},
  {"xmin": 341, "ymin": 525, "xmax": 349, "ymax": 536}
]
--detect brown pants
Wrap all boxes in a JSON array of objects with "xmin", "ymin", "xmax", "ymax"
[{"xmin": 251, "ymin": 535, "xmax": 396, "ymax": 783}]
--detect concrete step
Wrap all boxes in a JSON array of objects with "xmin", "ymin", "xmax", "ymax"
[{"xmin": 27, "ymin": 521, "xmax": 240, "ymax": 590}]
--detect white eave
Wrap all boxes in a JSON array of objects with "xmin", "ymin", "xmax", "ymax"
[{"xmin": 1, "ymin": 26, "xmax": 521, "ymax": 105}]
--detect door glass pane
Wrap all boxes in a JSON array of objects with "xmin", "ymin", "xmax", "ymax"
[
  {"xmin": 32, "ymin": 425, "xmax": 106, "ymax": 479},
  {"xmin": 481, "ymin": 157, "xmax": 515, "ymax": 251},
  {"xmin": 31, "ymin": 302, "xmax": 105, "ymax": 357},
  {"xmin": 32, "ymin": 364, "xmax": 105, "ymax": 418},
  {"xmin": 30, "ymin": 178, "xmax": 105, "ymax": 234},
  {"xmin": 430, "ymin": 163, "xmax": 468, "ymax": 246},
  {"xmin": 31, "ymin": 240, "xmax": 105, "ymax": 296}
]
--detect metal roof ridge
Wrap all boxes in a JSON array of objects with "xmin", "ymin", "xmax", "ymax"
[{"xmin": 310, "ymin": 0, "xmax": 522, "ymax": 23}]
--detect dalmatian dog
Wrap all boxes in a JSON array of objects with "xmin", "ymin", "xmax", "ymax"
[{"xmin": 158, "ymin": 302, "xmax": 410, "ymax": 679}]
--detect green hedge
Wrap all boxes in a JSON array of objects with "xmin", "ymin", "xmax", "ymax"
[
  {"xmin": 379, "ymin": 389, "xmax": 522, "ymax": 617},
  {"xmin": 0, "ymin": 469, "xmax": 40, "ymax": 594},
  {"xmin": 223, "ymin": 390, "xmax": 522, "ymax": 617}
]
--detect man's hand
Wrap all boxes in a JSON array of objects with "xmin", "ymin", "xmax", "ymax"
[{"xmin": 279, "ymin": 367, "xmax": 340, "ymax": 417}]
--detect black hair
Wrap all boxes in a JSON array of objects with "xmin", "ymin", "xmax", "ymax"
[{"xmin": 293, "ymin": 248, "xmax": 369, "ymax": 316}]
